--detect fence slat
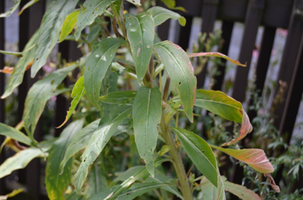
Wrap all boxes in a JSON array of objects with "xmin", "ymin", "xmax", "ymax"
[
  {"xmin": 0, "ymin": 0, "xmax": 6, "ymax": 194},
  {"xmin": 212, "ymin": 20, "xmax": 234, "ymax": 90},
  {"xmin": 196, "ymin": 0, "xmax": 219, "ymax": 88},
  {"xmin": 231, "ymin": 0, "xmax": 265, "ymax": 102},
  {"xmin": 273, "ymin": 0, "xmax": 303, "ymax": 131}
]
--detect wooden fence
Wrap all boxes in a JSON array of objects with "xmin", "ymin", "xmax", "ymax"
[{"xmin": 0, "ymin": 0, "xmax": 303, "ymax": 199}]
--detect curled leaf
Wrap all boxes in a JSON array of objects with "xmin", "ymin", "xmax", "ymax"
[
  {"xmin": 264, "ymin": 173, "xmax": 280, "ymax": 193},
  {"xmin": 222, "ymin": 111, "xmax": 252, "ymax": 146},
  {"xmin": 188, "ymin": 52, "xmax": 246, "ymax": 67},
  {"xmin": 211, "ymin": 145, "xmax": 274, "ymax": 174}
]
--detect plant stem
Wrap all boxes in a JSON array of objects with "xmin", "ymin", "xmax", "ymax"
[{"xmin": 160, "ymin": 117, "xmax": 193, "ymax": 200}]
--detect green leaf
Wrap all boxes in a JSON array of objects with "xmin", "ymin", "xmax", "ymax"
[
  {"xmin": 60, "ymin": 119, "xmax": 100, "ymax": 171},
  {"xmin": 188, "ymin": 52, "xmax": 246, "ymax": 67},
  {"xmin": 46, "ymin": 120, "xmax": 84, "ymax": 200},
  {"xmin": 113, "ymin": 166, "xmax": 145, "ymax": 182},
  {"xmin": 211, "ymin": 146, "xmax": 274, "ymax": 174},
  {"xmin": 31, "ymin": 0, "xmax": 78, "ymax": 77},
  {"xmin": 58, "ymin": 76, "xmax": 86, "ymax": 128},
  {"xmin": 84, "ymin": 37, "xmax": 126, "ymax": 109},
  {"xmin": 0, "ymin": 0, "xmax": 21, "ymax": 18},
  {"xmin": 0, "ymin": 44, "xmax": 35, "ymax": 56},
  {"xmin": 125, "ymin": 13, "xmax": 154, "ymax": 84},
  {"xmin": 132, "ymin": 87, "xmax": 162, "ymax": 176},
  {"xmin": 223, "ymin": 179, "xmax": 262, "ymax": 200},
  {"xmin": 126, "ymin": 0, "xmax": 141, "ymax": 6},
  {"xmin": 1, "ymin": 30, "xmax": 39, "ymax": 99},
  {"xmin": 194, "ymin": 89, "xmax": 253, "ymax": 146},
  {"xmin": 146, "ymin": 169, "xmax": 183, "ymax": 199},
  {"xmin": 74, "ymin": 106, "xmax": 132, "ymax": 191},
  {"xmin": 23, "ymin": 64, "xmax": 77, "ymax": 140},
  {"xmin": 109, "ymin": 166, "xmax": 149, "ymax": 200},
  {"xmin": 87, "ymin": 25, "xmax": 102, "ymax": 43},
  {"xmin": 85, "ymin": 162, "xmax": 108, "ymax": 198},
  {"xmin": 116, "ymin": 182, "xmax": 172, "ymax": 200},
  {"xmin": 0, "ymin": 147, "xmax": 45, "ymax": 179},
  {"xmin": 147, "ymin": 6, "xmax": 186, "ymax": 26},
  {"xmin": 154, "ymin": 41, "xmax": 196, "ymax": 122},
  {"xmin": 59, "ymin": 9, "xmax": 80, "ymax": 43},
  {"xmin": 199, "ymin": 176, "xmax": 226, "ymax": 200},
  {"xmin": 100, "ymin": 91, "xmax": 137, "ymax": 105},
  {"xmin": 75, "ymin": 0, "xmax": 118, "ymax": 40},
  {"xmin": 18, "ymin": 0, "xmax": 40, "ymax": 15},
  {"xmin": 0, "ymin": 123, "xmax": 32, "ymax": 146},
  {"xmin": 0, "ymin": 189, "xmax": 23, "ymax": 199},
  {"xmin": 171, "ymin": 127, "xmax": 218, "ymax": 187}
]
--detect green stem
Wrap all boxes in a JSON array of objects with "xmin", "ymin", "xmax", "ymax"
[{"xmin": 160, "ymin": 116, "xmax": 193, "ymax": 200}]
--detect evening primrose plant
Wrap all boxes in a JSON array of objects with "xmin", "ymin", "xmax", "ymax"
[{"xmin": 0, "ymin": 0, "xmax": 279, "ymax": 199}]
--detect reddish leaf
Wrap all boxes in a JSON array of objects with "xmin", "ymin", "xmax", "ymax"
[
  {"xmin": 211, "ymin": 146, "xmax": 274, "ymax": 174},
  {"xmin": 264, "ymin": 173, "xmax": 280, "ymax": 193},
  {"xmin": 0, "ymin": 60, "xmax": 33, "ymax": 74},
  {"xmin": 222, "ymin": 112, "xmax": 252, "ymax": 146},
  {"xmin": 188, "ymin": 52, "xmax": 246, "ymax": 67}
]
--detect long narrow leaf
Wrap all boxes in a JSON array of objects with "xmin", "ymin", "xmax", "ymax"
[
  {"xmin": 0, "ymin": 0, "xmax": 21, "ymax": 18},
  {"xmin": 75, "ymin": 0, "xmax": 118, "ymax": 40},
  {"xmin": 59, "ymin": 9, "xmax": 80, "ymax": 42},
  {"xmin": 224, "ymin": 179, "xmax": 262, "ymax": 200},
  {"xmin": 31, "ymin": 0, "xmax": 78, "ymax": 77},
  {"xmin": 195, "ymin": 89, "xmax": 253, "ymax": 146},
  {"xmin": 1, "ymin": 31, "xmax": 39, "ymax": 99},
  {"xmin": 84, "ymin": 38, "xmax": 126, "ymax": 109},
  {"xmin": 58, "ymin": 76, "xmax": 86, "ymax": 128},
  {"xmin": 0, "ymin": 123, "xmax": 32, "ymax": 146},
  {"xmin": 211, "ymin": 146, "xmax": 274, "ymax": 174},
  {"xmin": 23, "ymin": 64, "xmax": 77, "ymax": 140},
  {"xmin": 171, "ymin": 127, "xmax": 218, "ymax": 187},
  {"xmin": 46, "ymin": 120, "xmax": 84, "ymax": 200},
  {"xmin": 147, "ymin": 6, "xmax": 186, "ymax": 26},
  {"xmin": 125, "ymin": 13, "xmax": 154, "ymax": 84},
  {"xmin": 74, "ymin": 106, "xmax": 132, "ymax": 191},
  {"xmin": 60, "ymin": 119, "xmax": 100, "ymax": 171},
  {"xmin": 132, "ymin": 87, "xmax": 162, "ymax": 176},
  {"xmin": 154, "ymin": 41, "xmax": 196, "ymax": 122},
  {"xmin": 199, "ymin": 176, "xmax": 226, "ymax": 200},
  {"xmin": 99, "ymin": 91, "xmax": 137, "ymax": 105}
]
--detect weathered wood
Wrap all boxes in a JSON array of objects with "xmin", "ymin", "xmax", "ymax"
[
  {"xmin": 196, "ymin": 0, "xmax": 219, "ymax": 88},
  {"xmin": 232, "ymin": 0, "xmax": 265, "ymax": 102},
  {"xmin": 273, "ymin": 0, "xmax": 303, "ymax": 131},
  {"xmin": 176, "ymin": 0, "xmax": 293, "ymax": 28},
  {"xmin": 212, "ymin": 20, "xmax": 234, "ymax": 90}
]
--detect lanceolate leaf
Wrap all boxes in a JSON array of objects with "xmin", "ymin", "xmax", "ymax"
[
  {"xmin": 46, "ymin": 120, "xmax": 84, "ymax": 200},
  {"xmin": 132, "ymin": 87, "xmax": 162, "ymax": 176},
  {"xmin": 74, "ymin": 106, "xmax": 132, "ymax": 191},
  {"xmin": 0, "ymin": 123, "xmax": 32, "ymax": 146},
  {"xmin": 59, "ymin": 9, "xmax": 80, "ymax": 43},
  {"xmin": 1, "ymin": 31, "xmax": 39, "ymax": 99},
  {"xmin": 125, "ymin": 13, "xmax": 154, "ymax": 84},
  {"xmin": 199, "ymin": 176, "xmax": 226, "ymax": 200},
  {"xmin": 188, "ymin": 52, "xmax": 246, "ymax": 67},
  {"xmin": 154, "ymin": 41, "xmax": 196, "ymax": 122},
  {"xmin": 18, "ymin": 0, "xmax": 40, "ymax": 15},
  {"xmin": 23, "ymin": 64, "xmax": 77, "ymax": 140},
  {"xmin": 75, "ymin": 0, "xmax": 118, "ymax": 40},
  {"xmin": 31, "ymin": 0, "xmax": 78, "ymax": 77},
  {"xmin": 126, "ymin": 0, "xmax": 141, "ymax": 6},
  {"xmin": 195, "ymin": 89, "xmax": 244, "ymax": 124},
  {"xmin": 195, "ymin": 89, "xmax": 252, "ymax": 146},
  {"xmin": 224, "ymin": 179, "xmax": 262, "ymax": 200},
  {"xmin": 84, "ymin": 37, "xmax": 126, "ymax": 109},
  {"xmin": 0, "ymin": 0, "xmax": 20, "ymax": 18},
  {"xmin": 99, "ymin": 91, "xmax": 137, "ymax": 105},
  {"xmin": 58, "ymin": 76, "xmax": 86, "ymax": 128},
  {"xmin": 0, "ymin": 147, "xmax": 45, "ymax": 179},
  {"xmin": 60, "ymin": 119, "xmax": 100, "ymax": 171},
  {"xmin": 147, "ymin": 6, "xmax": 186, "ymax": 26},
  {"xmin": 211, "ymin": 146, "xmax": 274, "ymax": 174},
  {"xmin": 0, "ymin": 44, "xmax": 35, "ymax": 56},
  {"xmin": 171, "ymin": 127, "xmax": 218, "ymax": 187}
]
